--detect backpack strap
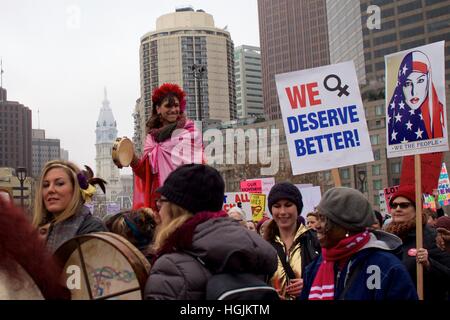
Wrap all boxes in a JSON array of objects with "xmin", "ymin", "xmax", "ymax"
[
  {"xmin": 299, "ymin": 230, "xmax": 320, "ymax": 274},
  {"xmin": 272, "ymin": 242, "xmax": 296, "ymax": 280}
]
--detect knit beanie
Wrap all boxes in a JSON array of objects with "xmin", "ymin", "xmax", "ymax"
[
  {"xmin": 435, "ymin": 216, "xmax": 450, "ymax": 231},
  {"xmin": 227, "ymin": 207, "xmax": 246, "ymax": 220},
  {"xmin": 317, "ymin": 187, "xmax": 376, "ymax": 232},
  {"xmin": 268, "ymin": 182, "xmax": 303, "ymax": 215},
  {"xmin": 256, "ymin": 216, "xmax": 270, "ymax": 233},
  {"xmin": 156, "ymin": 164, "xmax": 225, "ymax": 214},
  {"xmin": 389, "ymin": 184, "xmax": 416, "ymax": 206}
]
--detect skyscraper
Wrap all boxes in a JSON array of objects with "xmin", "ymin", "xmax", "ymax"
[
  {"xmin": 360, "ymin": 0, "xmax": 450, "ymax": 191},
  {"xmin": 326, "ymin": 0, "xmax": 366, "ymax": 85},
  {"xmin": 257, "ymin": 0, "xmax": 330, "ymax": 120},
  {"xmin": 234, "ymin": 45, "xmax": 264, "ymax": 119},
  {"xmin": 95, "ymin": 88, "xmax": 121, "ymax": 202},
  {"xmin": 0, "ymin": 87, "xmax": 32, "ymax": 175},
  {"xmin": 32, "ymin": 129, "xmax": 61, "ymax": 178},
  {"xmin": 139, "ymin": 6, "xmax": 236, "ymax": 127},
  {"xmin": 325, "ymin": 0, "xmax": 450, "ymax": 211}
]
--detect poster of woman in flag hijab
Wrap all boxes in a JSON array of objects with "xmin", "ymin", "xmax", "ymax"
[{"xmin": 385, "ymin": 41, "xmax": 447, "ymax": 158}]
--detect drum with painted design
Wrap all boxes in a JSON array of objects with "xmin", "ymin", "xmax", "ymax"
[{"xmin": 54, "ymin": 232, "xmax": 150, "ymax": 300}]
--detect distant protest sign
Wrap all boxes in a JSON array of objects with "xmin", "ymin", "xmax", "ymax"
[
  {"xmin": 438, "ymin": 162, "xmax": 450, "ymax": 206},
  {"xmin": 379, "ymin": 190, "xmax": 388, "ymax": 217},
  {"xmin": 107, "ymin": 202, "xmax": 121, "ymax": 215},
  {"xmin": 244, "ymin": 177, "xmax": 275, "ymax": 215},
  {"xmin": 250, "ymin": 194, "xmax": 266, "ymax": 222},
  {"xmin": 295, "ymin": 186, "xmax": 321, "ymax": 217},
  {"xmin": 383, "ymin": 185, "xmax": 399, "ymax": 214},
  {"xmin": 245, "ymin": 177, "xmax": 275, "ymax": 195},
  {"xmin": 423, "ymin": 194, "xmax": 437, "ymax": 211},
  {"xmin": 240, "ymin": 180, "xmax": 262, "ymax": 194},
  {"xmin": 385, "ymin": 41, "xmax": 448, "ymax": 158},
  {"xmin": 223, "ymin": 192, "xmax": 251, "ymax": 220},
  {"xmin": 275, "ymin": 61, "xmax": 373, "ymax": 175}
]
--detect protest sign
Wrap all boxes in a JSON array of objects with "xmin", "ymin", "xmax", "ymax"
[
  {"xmin": 383, "ymin": 185, "xmax": 399, "ymax": 214},
  {"xmin": 423, "ymin": 194, "xmax": 436, "ymax": 211},
  {"xmin": 295, "ymin": 185, "xmax": 321, "ymax": 217},
  {"xmin": 379, "ymin": 190, "xmax": 388, "ymax": 217},
  {"xmin": 223, "ymin": 192, "xmax": 252, "ymax": 220},
  {"xmin": 250, "ymin": 194, "xmax": 266, "ymax": 222},
  {"xmin": 107, "ymin": 202, "xmax": 121, "ymax": 215},
  {"xmin": 245, "ymin": 177, "xmax": 275, "ymax": 216},
  {"xmin": 240, "ymin": 180, "xmax": 262, "ymax": 194},
  {"xmin": 438, "ymin": 162, "xmax": 450, "ymax": 206},
  {"xmin": 275, "ymin": 61, "xmax": 373, "ymax": 175},
  {"xmin": 385, "ymin": 41, "xmax": 448, "ymax": 158}
]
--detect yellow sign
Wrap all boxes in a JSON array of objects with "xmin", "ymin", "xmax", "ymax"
[{"xmin": 250, "ymin": 194, "xmax": 266, "ymax": 222}]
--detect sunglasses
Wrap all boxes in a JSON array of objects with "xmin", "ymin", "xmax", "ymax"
[{"xmin": 390, "ymin": 202, "xmax": 413, "ymax": 209}]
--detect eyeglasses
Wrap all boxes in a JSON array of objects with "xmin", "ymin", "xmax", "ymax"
[
  {"xmin": 156, "ymin": 198, "xmax": 169, "ymax": 209},
  {"xmin": 390, "ymin": 202, "xmax": 413, "ymax": 209}
]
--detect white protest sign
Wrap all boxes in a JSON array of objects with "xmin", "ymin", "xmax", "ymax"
[
  {"xmin": 223, "ymin": 192, "xmax": 252, "ymax": 220},
  {"xmin": 379, "ymin": 190, "xmax": 388, "ymax": 217},
  {"xmin": 385, "ymin": 41, "xmax": 448, "ymax": 158},
  {"xmin": 295, "ymin": 186, "xmax": 321, "ymax": 218},
  {"xmin": 275, "ymin": 61, "xmax": 373, "ymax": 175}
]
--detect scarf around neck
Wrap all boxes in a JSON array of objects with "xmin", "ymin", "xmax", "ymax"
[
  {"xmin": 308, "ymin": 230, "xmax": 370, "ymax": 300},
  {"xmin": 152, "ymin": 210, "xmax": 228, "ymax": 265},
  {"xmin": 149, "ymin": 114, "xmax": 187, "ymax": 142}
]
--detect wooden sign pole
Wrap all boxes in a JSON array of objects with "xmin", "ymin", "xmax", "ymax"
[
  {"xmin": 331, "ymin": 168, "xmax": 342, "ymax": 187},
  {"xmin": 414, "ymin": 154, "xmax": 424, "ymax": 300}
]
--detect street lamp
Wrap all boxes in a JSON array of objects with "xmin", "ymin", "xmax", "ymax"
[
  {"xmin": 16, "ymin": 167, "xmax": 27, "ymax": 207},
  {"xmin": 191, "ymin": 64, "xmax": 206, "ymax": 121},
  {"xmin": 358, "ymin": 170, "xmax": 367, "ymax": 193}
]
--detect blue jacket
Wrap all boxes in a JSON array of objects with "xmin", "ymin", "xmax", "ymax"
[{"xmin": 300, "ymin": 230, "xmax": 418, "ymax": 300}]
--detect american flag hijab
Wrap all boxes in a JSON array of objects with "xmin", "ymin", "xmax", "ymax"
[{"xmin": 387, "ymin": 50, "xmax": 444, "ymax": 145}]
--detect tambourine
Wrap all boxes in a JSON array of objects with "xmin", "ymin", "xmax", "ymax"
[
  {"xmin": 112, "ymin": 137, "xmax": 134, "ymax": 168},
  {"xmin": 54, "ymin": 232, "xmax": 150, "ymax": 300}
]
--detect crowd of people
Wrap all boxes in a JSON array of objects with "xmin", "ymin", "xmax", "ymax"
[{"xmin": 1, "ymin": 83, "xmax": 449, "ymax": 301}]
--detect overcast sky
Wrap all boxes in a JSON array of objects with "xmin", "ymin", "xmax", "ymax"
[{"xmin": 0, "ymin": 0, "xmax": 260, "ymax": 175}]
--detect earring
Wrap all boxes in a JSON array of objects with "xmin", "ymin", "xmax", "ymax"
[{"xmin": 345, "ymin": 231, "xmax": 349, "ymax": 238}]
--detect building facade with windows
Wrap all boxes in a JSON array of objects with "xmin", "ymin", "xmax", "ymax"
[
  {"xmin": 138, "ymin": 6, "xmax": 236, "ymax": 137},
  {"xmin": 32, "ymin": 129, "xmax": 61, "ymax": 178},
  {"xmin": 322, "ymin": 0, "xmax": 450, "ymax": 211},
  {"xmin": 234, "ymin": 45, "xmax": 264, "ymax": 119},
  {"xmin": 257, "ymin": 0, "xmax": 330, "ymax": 120},
  {"xmin": 326, "ymin": 0, "xmax": 366, "ymax": 85},
  {"xmin": 0, "ymin": 87, "xmax": 32, "ymax": 176}
]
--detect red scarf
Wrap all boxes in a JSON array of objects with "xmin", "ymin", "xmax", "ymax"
[
  {"xmin": 308, "ymin": 230, "xmax": 370, "ymax": 300},
  {"xmin": 152, "ymin": 211, "xmax": 228, "ymax": 264}
]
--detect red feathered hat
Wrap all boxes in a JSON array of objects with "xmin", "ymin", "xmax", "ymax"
[{"xmin": 152, "ymin": 83, "xmax": 186, "ymax": 112}]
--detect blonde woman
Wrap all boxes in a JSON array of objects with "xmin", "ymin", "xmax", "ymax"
[
  {"xmin": 33, "ymin": 160, "xmax": 107, "ymax": 253},
  {"xmin": 144, "ymin": 164, "xmax": 277, "ymax": 300}
]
